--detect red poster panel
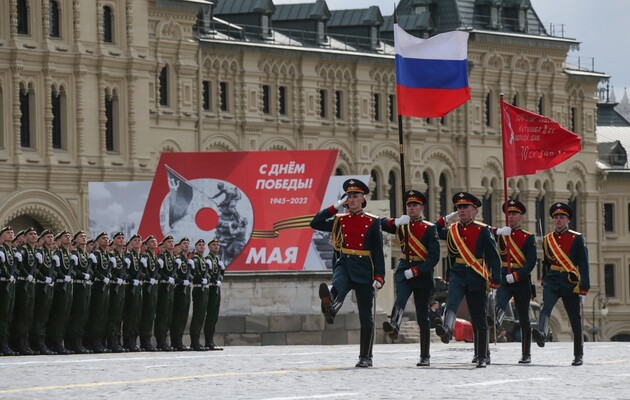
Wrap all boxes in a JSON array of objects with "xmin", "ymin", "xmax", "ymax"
[{"xmin": 138, "ymin": 150, "xmax": 338, "ymax": 271}]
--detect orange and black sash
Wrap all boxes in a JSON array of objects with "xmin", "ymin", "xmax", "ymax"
[
  {"xmin": 502, "ymin": 235, "xmax": 526, "ymax": 267},
  {"xmin": 545, "ymin": 232, "xmax": 580, "ymax": 279},
  {"xmin": 448, "ymin": 223, "xmax": 488, "ymax": 281},
  {"xmin": 400, "ymin": 224, "xmax": 428, "ymax": 261}
]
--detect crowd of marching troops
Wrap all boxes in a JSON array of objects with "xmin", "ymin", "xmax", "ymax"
[
  {"xmin": 0, "ymin": 228, "xmax": 226, "ymax": 356},
  {"xmin": 313, "ymin": 178, "xmax": 590, "ymax": 368}
]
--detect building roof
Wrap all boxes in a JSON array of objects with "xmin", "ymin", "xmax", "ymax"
[
  {"xmin": 329, "ymin": 6, "xmax": 383, "ymax": 27},
  {"xmin": 597, "ymin": 103, "xmax": 630, "ymax": 127},
  {"xmin": 596, "ymin": 126, "xmax": 630, "ymax": 170},
  {"xmin": 214, "ymin": 0, "xmax": 275, "ymax": 15},
  {"xmin": 273, "ymin": 1, "xmax": 330, "ymax": 21}
]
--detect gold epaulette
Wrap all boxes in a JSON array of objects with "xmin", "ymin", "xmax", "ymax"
[
  {"xmin": 568, "ymin": 229, "xmax": 582, "ymax": 236},
  {"xmin": 364, "ymin": 212, "xmax": 378, "ymax": 219},
  {"xmin": 422, "ymin": 220, "xmax": 435, "ymax": 226},
  {"xmin": 521, "ymin": 229, "xmax": 533, "ymax": 236},
  {"xmin": 473, "ymin": 221, "xmax": 488, "ymax": 227}
]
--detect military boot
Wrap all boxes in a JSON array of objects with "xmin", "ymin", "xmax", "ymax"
[
  {"xmin": 532, "ymin": 314, "xmax": 550, "ymax": 347},
  {"xmin": 141, "ymin": 335, "xmax": 157, "ymax": 352},
  {"xmin": 519, "ymin": 328, "xmax": 532, "ymax": 364},
  {"xmin": 74, "ymin": 338, "xmax": 92, "ymax": 354},
  {"xmin": 319, "ymin": 283, "xmax": 338, "ymax": 325},
  {"xmin": 476, "ymin": 330, "xmax": 488, "ymax": 368},
  {"xmin": 1, "ymin": 337, "xmax": 17, "ymax": 356},
  {"xmin": 18, "ymin": 338, "xmax": 38, "ymax": 356},
  {"xmin": 54, "ymin": 338, "xmax": 73, "ymax": 355},
  {"xmin": 355, "ymin": 327, "xmax": 373, "ymax": 368},
  {"xmin": 190, "ymin": 334, "xmax": 207, "ymax": 351},
  {"xmin": 416, "ymin": 328, "xmax": 431, "ymax": 367},
  {"xmin": 35, "ymin": 337, "xmax": 56, "ymax": 355},
  {"xmin": 571, "ymin": 336, "xmax": 583, "ymax": 366},
  {"xmin": 382, "ymin": 306, "xmax": 404, "ymax": 341},
  {"xmin": 435, "ymin": 309, "xmax": 456, "ymax": 344},
  {"xmin": 156, "ymin": 337, "xmax": 173, "ymax": 352}
]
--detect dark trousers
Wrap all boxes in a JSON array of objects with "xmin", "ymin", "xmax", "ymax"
[
  {"xmin": 204, "ymin": 286, "xmax": 221, "ymax": 341},
  {"xmin": 394, "ymin": 282, "xmax": 432, "ymax": 330},
  {"xmin": 190, "ymin": 287, "xmax": 209, "ymax": 337},
  {"xmin": 123, "ymin": 285, "xmax": 143, "ymax": 337},
  {"xmin": 106, "ymin": 284, "xmax": 126, "ymax": 337},
  {"xmin": 154, "ymin": 283, "xmax": 174, "ymax": 339},
  {"xmin": 86, "ymin": 282, "xmax": 110, "ymax": 339},
  {"xmin": 47, "ymin": 283, "xmax": 73, "ymax": 340},
  {"xmin": 66, "ymin": 283, "xmax": 91, "ymax": 340},
  {"xmin": 171, "ymin": 285, "xmax": 191, "ymax": 337},
  {"xmin": 541, "ymin": 285, "xmax": 582, "ymax": 340},
  {"xmin": 139, "ymin": 283, "xmax": 159, "ymax": 337},
  {"xmin": 31, "ymin": 283, "xmax": 54, "ymax": 339},
  {"xmin": 446, "ymin": 279, "xmax": 488, "ymax": 331},
  {"xmin": 496, "ymin": 278, "xmax": 532, "ymax": 331},
  {"xmin": 0, "ymin": 282, "xmax": 15, "ymax": 339}
]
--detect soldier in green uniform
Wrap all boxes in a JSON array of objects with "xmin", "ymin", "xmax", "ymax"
[
  {"xmin": 189, "ymin": 239, "xmax": 209, "ymax": 351},
  {"xmin": 106, "ymin": 232, "xmax": 127, "ymax": 352},
  {"xmin": 30, "ymin": 230, "xmax": 57, "ymax": 355},
  {"xmin": 204, "ymin": 238, "xmax": 225, "ymax": 351},
  {"xmin": 12, "ymin": 228, "xmax": 39, "ymax": 355},
  {"xmin": 86, "ymin": 232, "xmax": 113, "ymax": 353},
  {"xmin": 139, "ymin": 235, "xmax": 160, "ymax": 351},
  {"xmin": 0, "ymin": 226, "xmax": 18, "ymax": 356},
  {"xmin": 171, "ymin": 237, "xmax": 192, "ymax": 351},
  {"xmin": 66, "ymin": 231, "xmax": 93, "ymax": 354},
  {"xmin": 123, "ymin": 234, "xmax": 144, "ymax": 352},
  {"xmin": 155, "ymin": 235, "xmax": 177, "ymax": 351},
  {"xmin": 47, "ymin": 230, "xmax": 74, "ymax": 355}
]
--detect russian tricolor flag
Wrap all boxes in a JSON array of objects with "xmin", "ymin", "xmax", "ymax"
[{"xmin": 394, "ymin": 24, "xmax": 470, "ymax": 118}]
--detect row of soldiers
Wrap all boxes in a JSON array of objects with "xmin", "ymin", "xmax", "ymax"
[
  {"xmin": 0, "ymin": 227, "xmax": 225, "ymax": 356},
  {"xmin": 313, "ymin": 178, "xmax": 590, "ymax": 368}
]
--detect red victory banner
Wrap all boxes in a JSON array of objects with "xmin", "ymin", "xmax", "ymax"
[
  {"xmin": 138, "ymin": 150, "xmax": 338, "ymax": 271},
  {"xmin": 501, "ymin": 100, "xmax": 581, "ymax": 178}
]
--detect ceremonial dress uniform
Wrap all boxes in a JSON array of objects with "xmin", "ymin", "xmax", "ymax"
[
  {"xmin": 204, "ymin": 239, "xmax": 225, "ymax": 350},
  {"xmin": 47, "ymin": 231, "xmax": 74, "ymax": 355},
  {"xmin": 123, "ymin": 234, "xmax": 144, "ymax": 352},
  {"xmin": 86, "ymin": 233, "xmax": 113, "ymax": 353},
  {"xmin": 155, "ymin": 236, "xmax": 177, "ymax": 351},
  {"xmin": 66, "ymin": 231, "xmax": 93, "ymax": 354},
  {"xmin": 435, "ymin": 192, "xmax": 501, "ymax": 368},
  {"xmin": 492, "ymin": 200, "xmax": 537, "ymax": 364},
  {"xmin": 139, "ymin": 236, "xmax": 160, "ymax": 351},
  {"xmin": 381, "ymin": 190, "xmax": 440, "ymax": 366},
  {"xmin": 171, "ymin": 238, "xmax": 192, "ymax": 351},
  {"xmin": 0, "ymin": 227, "xmax": 17, "ymax": 356},
  {"xmin": 12, "ymin": 228, "xmax": 39, "ymax": 355},
  {"xmin": 189, "ymin": 240, "xmax": 209, "ymax": 351},
  {"xmin": 310, "ymin": 179, "xmax": 385, "ymax": 368},
  {"xmin": 106, "ymin": 233, "xmax": 127, "ymax": 352},
  {"xmin": 30, "ymin": 231, "xmax": 57, "ymax": 355},
  {"xmin": 533, "ymin": 203, "xmax": 590, "ymax": 366}
]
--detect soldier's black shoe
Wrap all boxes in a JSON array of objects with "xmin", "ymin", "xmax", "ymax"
[
  {"xmin": 207, "ymin": 343, "xmax": 223, "ymax": 351},
  {"xmin": 471, "ymin": 355, "xmax": 478, "ymax": 364},
  {"xmin": 1, "ymin": 339, "xmax": 17, "ymax": 356},
  {"xmin": 435, "ymin": 325, "xmax": 451, "ymax": 344},
  {"xmin": 382, "ymin": 321, "xmax": 399, "ymax": 341},
  {"xmin": 571, "ymin": 356, "xmax": 583, "ymax": 366},
  {"xmin": 519, "ymin": 354, "xmax": 531, "ymax": 364},
  {"xmin": 318, "ymin": 283, "xmax": 336, "ymax": 324},
  {"xmin": 355, "ymin": 356, "xmax": 370, "ymax": 368},
  {"xmin": 417, "ymin": 356, "xmax": 430, "ymax": 367},
  {"xmin": 532, "ymin": 329, "xmax": 546, "ymax": 348},
  {"xmin": 157, "ymin": 342, "xmax": 173, "ymax": 352},
  {"xmin": 476, "ymin": 357, "xmax": 487, "ymax": 368},
  {"xmin": 368, "ymin": 357, "xmax": 373, "ymax": 367}
]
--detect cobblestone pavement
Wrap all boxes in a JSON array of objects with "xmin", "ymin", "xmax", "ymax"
[{"xmin": 1, "ymin": 342, "xmax": 628, "ymax": 399}]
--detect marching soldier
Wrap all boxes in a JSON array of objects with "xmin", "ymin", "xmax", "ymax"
[
  {"xmin": 47, "ymin": 230, "xmax": 74, "ymax": 355},
  {"xmin": 204, "ymin": 238, "xmax": 225, "ymax": 351},
  {"xmin": 66, "ymin": 231, "xmax": 93, "ymax": 354},
  {"xmin": 171, "ymin": 237, "xmax": 192, "ymax": 351},
  {"xmin": 155, "ymin": 235, "xmax": 177, "ymax": 351},
  {"xmin": 139, "ymin": 235, "xmax": 160, "ymax": 351},
  {"xmin": 189, "ymin": 239, "xmax": 209, "ymax": 351},
  {"xmin": 12, "ymin": 228, "xmax": 39, "ymax": 355},
  {"xmin": 123, "ymin": 234, "xmax": 144, "ymax": 352},
  {"xmin": 0, "ymin": 226, "xmax": 17, "ymax": 356},
  {"xmin": 86, "ymin": 232, "xmax": 113, "ymax": 353},
  {"xmin": 491, "ymin": 200, "xmax": 537, "ymax": 364},
  {"xmin": 310, "ymin": 178, "xmax": 385, "ymax": 368},
  {"xmin": 533, "ymin": 202, "xmax": 590, "ymax": 366},
  {"xmin": 106, "ymin": 232, "xmax": 127, "ymax": 352},
  {"xmin": 30, "ymin": 230, "xmax": 57, "ymax": 355},
  {"xmin": 434, "ymin": 192, "xmax": 501, "ymax": 368},
  {"xmin": 381, "ymin": 190, "xmax": 440, "ymax": 367}
]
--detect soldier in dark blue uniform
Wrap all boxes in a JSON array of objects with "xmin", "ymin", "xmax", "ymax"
[
  {"xmin": 533, "ymin": 202, "xmax": 589, "ymax": 366},
  {"xmin": 381, "ymin": 190, "xmax": 440, "ymax": 366},
  {"xmin": 491, "ymin": 199, "xmax": 537, "ymax": 364},
  {"xmin": 434, "ymin": 192, "xmax": 501, "ymax": 368},
  {"xmin": 310, "ymin": 178, "xmax": 385, "ymax": 368}
]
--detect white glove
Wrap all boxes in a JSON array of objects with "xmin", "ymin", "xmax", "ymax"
[
  {"xmin": 103, "ymin": 277, "xmax": 110, "ymax": 284},
  {"xmin": 175, "ymin": 258, "xmax": 182, "ymax": 267},
  {"xmin": 9, "ymin": 275, "xmax": 15, "ymax": 283},
  {"xmin": 219, "ymin": 261, "xmax": 226, "ymax": 270},
  {"xmin": 14, "ymin": 252, "xmax": 23, "ymax": 262},
  {"xmin": 125, "ymin": 258, "xmax": 131, "ymax": 267},
  {"xmin": 70, "ymin": 254, "xmax": 78, "ymax": 265},
  {"xmin": 372, "ymin": 280, "xmax": 382, "ymax": 290},
  {"xmin": 89, "ymin": 253, "xmax": 97, "ymax": 263},
  {"xmin": 150, "ymin": 278, "xmax": 157, "ymax": 285},
  {"xmin": 205, "ymin": 260, "xmax": 212, "ymax": 268},
  {"xmin": 26, "ymin": 274, "xmax": 33, "ymax": 282},
  {"xmin": 36, "ymin": 253, "xmax": 43, "ymax": 264},
  {"xmin": 140, "ymin": 257, "xmax": 147, "ymax": 267},
  {"xmin": 0, "ymin": 251, "xmax": 5, "ymax": 263},
  {"xmin": 84, "ymin": 273, "xmax": 90, "ymax": 280},
  {"xmin": 116, "ymin": 278, "xmax": 123, "ymax": 285},
  {"xmin": 133, "ymin": 279, "xmax": 140, "ymax": 286},
  {"xmin": 53, "ymin": 254, "xmax": 60, "ymax": 267},
  {"xmin": 506, "ymin": 274, "xmax": 515, "ymax": 284},
  {"xmin": 334, "ymin": 197, "xmax": 347, "ymax": 210},
  {"xmin": 394, "ymin": 215, "xmax": 410, "ymax": 227},
  {"xmin": 404, "ymin": 269, "xmax": 415, "ymax": 280},
  {"xmin": 216, "ymin": 280, "xmax": 222, "ymax": 287},
  {"xmin": 64, "ymin": 275, "xmax": 72, "ymax": 282},
  {"xmin": 158, "ymin": 259, "xmax": 164, "ymax": 268},
  {"xmin": 491, "ymin": 288, "xmax": 497, "ymax": 297},
  {"xmin": 202, "ymin": 278, "xmax": 208, "ymax": 285},
  {"xmin": 183, "ymin": 279, "xmax": 190, "ymax": 286},
  {"xmin": 45, "ymin": 277, "xmax": 53, "ymax": 284},
  {"xmin": 109, "ymin": 257, "xmax": 117, "ymax": 267},
  {"xmin": 496, "ymin": 226, "xmax": 512, "ymax": 236},
  {"xmin": 167, "ymin": 277, "xmax": 175, "ymax": 285},
  {"xmin": 580, "ymin": 294, "xmax": 586, "ymax": 304},
  {"xmin": 445, "ymin": 211, "xmax": 459, "ymax": 224}
]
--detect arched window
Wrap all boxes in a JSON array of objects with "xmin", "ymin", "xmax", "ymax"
[
  {"xmin": 17, "ymin": 0, "xmax": 29, "ymax": 34},
  {"xmin": 103, "ymin": 5, "xmax": 114, "ymax": 43},
  {"xmin": 51, "ymin": 86, "xmax": 66, "ymax": 149},
  {"xmin": 49, "ymin": 0, "xmax": 60, "ymax": 38},
  {"xmin": 159, "ymin": 64, "xmax": 169, "ymax": 106},
  {"xmin": 485, "ymin": 92, "xmax": 492, "ymax": 127},
  {"xmin": 105, "ymin": 90, "xmax": 118, "ymax": 152},
  {"xmin": 20, "ymin": 83, "xmax": 34, "ymax": 148}
]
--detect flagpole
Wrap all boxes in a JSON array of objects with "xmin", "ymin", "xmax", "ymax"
[{"xmin": 499, "ymin": 94, "xmax": 512, "ymax": 276}]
